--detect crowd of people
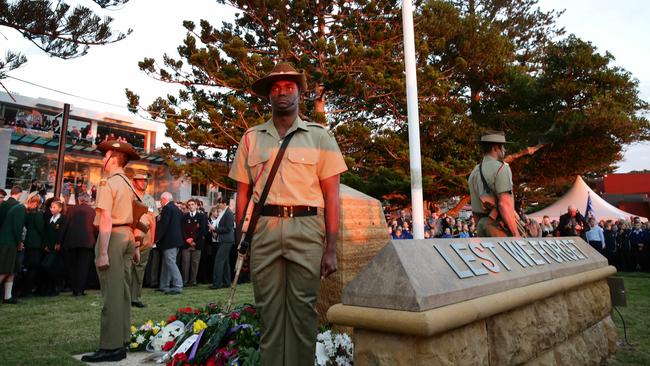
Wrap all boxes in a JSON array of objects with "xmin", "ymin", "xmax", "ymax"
[
  {"xmin": 0, "ymin": 183, "xmax": 237, "ymax": 305},
  {"xmin": 2, "ymin": 115, "xmax": 144, "ymax": 149},
  {"xmin": 386, "ymin": 206, "xmax": 650, "ymax": 272}
]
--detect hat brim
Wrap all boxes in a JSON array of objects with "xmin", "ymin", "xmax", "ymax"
[
  {"xmin": 476, "ymin": 138, "xmax": 513, "ymax": 144},
  {"xmin": 251, "ymin": 73, "xmax": 308, "ymax": 98},
  {"xmin": 96, "ymin": 141, "xmax": 141, "ymax": 161}
]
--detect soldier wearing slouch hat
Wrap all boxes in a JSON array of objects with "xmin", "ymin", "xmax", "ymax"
[{"xmin": 82, "ymin": 140, "xmax": 140, "ymax": 363}]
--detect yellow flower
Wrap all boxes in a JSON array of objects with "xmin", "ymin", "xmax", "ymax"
[
  {"xmin": 130, "ymin": 342, "xmax": 139, "ymax": 349},
  {"xmin": 130, "ymin": 326, "xmax": 137, "ymax": 334},
  {"xmin": 153, "ymin": 326, "xmax": 160, "ymax": 335},
  {"xmin": 147, "ymin": 320, "xmax": 154, "ymax": 326},
  {"xmin": 160, "ymin": 320, "xmax": 167, "ymax": 327},
  {"xmin": 193, "ymin": 319, "xmax": 207, "ymax": 334}
]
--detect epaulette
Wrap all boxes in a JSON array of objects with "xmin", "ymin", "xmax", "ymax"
[{"xmin": 305, "ymin": 122, "xmax": 326, "ymax": 129}]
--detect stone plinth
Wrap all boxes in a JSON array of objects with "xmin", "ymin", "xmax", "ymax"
[
  {"xmin": 316, "ymin": 185, "xmax": 390, "ymax": 322},
  {"xmin": 328, "ymin": 234, "xmax": 618, "ymax": 365}
]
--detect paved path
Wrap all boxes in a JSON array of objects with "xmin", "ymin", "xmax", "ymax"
[{"xmin": 73, "ymin": 352, "xmax": 159, "ymax": 365}]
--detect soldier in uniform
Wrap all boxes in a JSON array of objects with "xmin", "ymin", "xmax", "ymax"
[
  {"xmin": 228, "ymin": 63, "xmax": 348, "ymax": 365},
  {"xmin": 468, "ymin": 131, "xmax": 520, "ymax": 237},
  {"xmin": 130, "ymin": 173, "xmax": 156, "ymax": 308},
  {"xmin": 82, "ymin": 140, "xmax": 140, "ymax": 363}
]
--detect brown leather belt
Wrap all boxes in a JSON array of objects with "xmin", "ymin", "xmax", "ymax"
[
  {"xmin": 261, "ymin": 205, "xmax": 317, "ymax": 217},
  {"xmin": 473, "ymin": 212, "xmax": 488, "ymax": 219},
  {"xmin": 112, "ymin": 223, "xmax": 131, "ymax": 228}
]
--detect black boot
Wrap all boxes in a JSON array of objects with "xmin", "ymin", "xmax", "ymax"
[{"xmin": 80, "ymin": 348, "xmax": 126, "ymax": 363}]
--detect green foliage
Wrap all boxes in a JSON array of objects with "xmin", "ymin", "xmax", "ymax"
[
  {"xmin": 130, "ymin": 0, "xmax": 649, "ymax": 204},
  {"xmin": 0, "ymin": 0, "xmax": 131, "ymax": 78}
]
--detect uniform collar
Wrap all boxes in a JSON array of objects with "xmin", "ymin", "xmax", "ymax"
[
  {"xmin": 110, "ymin": 167, "xmax": 126, "ymax": 177},
  {"xmin": 482, "ymin": 155, "xmax": 499, "ymax": 163},
  {"xmin": 258, "ymin": 116, "xmax": 308, "ymax": 139}
]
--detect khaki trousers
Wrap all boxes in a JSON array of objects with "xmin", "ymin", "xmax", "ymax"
[
  {"xmin": 95, "ymin": 227, "xmax": 134, "ymax": 349},
  {"xmin": 131, "ymin": 246, "xmax": 150, "ymax": 302},
  {"xmin": 251, "ymin": 215, "xmax": 324, "ymax": 366},
  {"xmin": 476, "ymin": 217, "xmax": 510, "ymax": 237}
]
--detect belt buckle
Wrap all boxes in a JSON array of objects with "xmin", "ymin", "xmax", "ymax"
[
  {"xmin": 289, "ymin": 206, "xmax": 294, "ymax": 218},
  {"xmin": 282, "ymin": 206, "xmax": 288, "ymax": 218}
]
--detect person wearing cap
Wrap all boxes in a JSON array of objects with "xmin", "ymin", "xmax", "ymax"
[
  {"xmin": 468, "ymin": 130, "xmax": 520, "ymax": 237},
  {"xmin": 82, "ymin": 140, "xmax": 140, "ymax": 363},
  {"xmin": 130, "ymin": 173, "xmax": 156, "ymax": 308},
  {"xmin": 229, "ymin": 63, "xmax": 347, "ymax": 365},
  {"xmin": 0, "ymin": 191, "xmax": 41, "ymax": 304}
]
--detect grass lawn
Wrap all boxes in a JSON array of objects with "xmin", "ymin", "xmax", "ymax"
[
  {"xmin": 0, "ymin": 284, "xmax": 254, "ymax": 366},
  {"xmin": 0, "ymin": 273, "xmax": 648, "ymax": 365},
  {"xmin": 608, "ymin": 272, "xmax": 650, "ymax": 366}
]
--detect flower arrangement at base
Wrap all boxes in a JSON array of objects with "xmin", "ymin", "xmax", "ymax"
[
  {"xmin": 129, "ymin": 303, "xmax": 353, "ymax": 366},
  {"xmin": 315, "ymin": 329, "xmax": 354, "ymax": 366}
]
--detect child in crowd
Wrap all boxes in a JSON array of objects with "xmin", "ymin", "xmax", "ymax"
[{"xmin": 40, "ymin": 200, "xmax": 65, "ymax": 296}]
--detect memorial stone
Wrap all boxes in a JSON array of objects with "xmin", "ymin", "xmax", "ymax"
[{"xmin": 329, "ymin": 237, "xmax": 618, "ymax": 365}]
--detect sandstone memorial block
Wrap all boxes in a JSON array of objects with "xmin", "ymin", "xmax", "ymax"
[
  {"xmin": 316, "ymin": 185, "xmax": 391, "ymax": 322},
  {"xmin": 328, "ymin": 237, "xmax": 618, "ymax": 366}
]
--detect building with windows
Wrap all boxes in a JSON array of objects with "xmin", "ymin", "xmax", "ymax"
[{"xmin": 0, "ymin": 92, "xmax": 230, "ymax": 207}]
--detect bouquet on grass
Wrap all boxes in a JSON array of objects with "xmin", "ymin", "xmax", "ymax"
[{"xmin": 129, "ymin": 303, "xmax": 354, "ymax": 366}]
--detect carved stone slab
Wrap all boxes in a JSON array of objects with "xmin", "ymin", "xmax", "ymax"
[{"xmin": 342, "ymin": 237, "xmax": 607, "ymax": 311}]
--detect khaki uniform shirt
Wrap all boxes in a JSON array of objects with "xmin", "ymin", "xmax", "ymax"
[
  {"xmin": 468, "ymin": 155, "xmax": 513, "ymax": 214},
  {"xmin": 229, "ymin": 117, "xmax": 347, "ymax": 207},
  {"xmin": 137, "ymin": 193, "xmax": 157, "ymax": 249},
  {"xmin": 94, "ymin": 167, "xmax": 135, "ymax": 225}
]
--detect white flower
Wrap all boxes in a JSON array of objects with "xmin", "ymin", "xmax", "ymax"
[
  {"xmin": 335, "ymin": 355, "xmax": 352, "ymax": 366},
  {"xmin": 314, "ymin": 342, "xmax": 328, "ymax": 366},
  {"xmin": 316, "ymin": 330, "xmax": 331, "ymax": 342},
  {"xmin": 136, "ymin": 335, "xmax": 145, "ymax": 344}
]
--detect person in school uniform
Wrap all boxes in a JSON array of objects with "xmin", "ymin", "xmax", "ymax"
[
  {"xmin": 40, "ymin": 200, "xmax": 65, "ymax": 296},
  {"xmin": 181, "ymin": 198, "xmax": 208, "ymax": 286},
  {"xmin": 23, "ymin": 196, "xmax": 45, "ymax": 296},
  {"xmin": 0, "ymin": 192, "xmax": 41, "ymax": 304}
]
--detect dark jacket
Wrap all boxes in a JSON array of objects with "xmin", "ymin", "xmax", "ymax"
[
  {"xmin": 24, "ymin": 210, "xmax": 45, "ymax": 250},
  {"xmin": 182, "ymin": 211, "xmax": 209, "ymax": 250},
  {"xmin": 0, "ymin": 204, "xmax": 26, "ymax": 247},
  {"xmin": 216, "ymin": 208, "xmax": 235, "ymax": 244},
  {"xmin": 61, "ymin": 203, "xmax": 97, "ymax": 249},
  {"xmin": 44, "ymin": 214, "xmax": 65, "ymax": 250},
  {"xmin": 155, "ymin": 202, "xmax": 184, "ymax": 250},
  {"xmin": 0, "ymin": 197, "xmax": 19, "ymax": 228},
  {"xmin": 556, "ymin": 212, "xmax": 588, "ymax": 237}
]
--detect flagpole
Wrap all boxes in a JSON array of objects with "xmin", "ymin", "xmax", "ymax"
[{"xmin": 402, "ymin": 0, "xmax": 424, "ymax": 239}]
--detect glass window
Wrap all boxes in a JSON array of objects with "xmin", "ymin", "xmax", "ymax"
[
  {"xmin": 96, "ymin": 123, "xmax": 146, "ymax": 151},
  {"xmin": 192, "ymin": 182, "xmax": 208, "ymax": 197}
]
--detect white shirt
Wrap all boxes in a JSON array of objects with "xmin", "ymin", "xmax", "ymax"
[
  {"xmin": 215, "ymin": 209, "xmax": 226, "ymax": 227},
  {"xmin": 50, "ymin": 214, "xmax": 61, "ymax": 224}
]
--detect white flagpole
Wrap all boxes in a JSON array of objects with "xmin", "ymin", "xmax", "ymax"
[{"xmin": 402, "ymin": 0, "xmax": 425, "ymax": 239}]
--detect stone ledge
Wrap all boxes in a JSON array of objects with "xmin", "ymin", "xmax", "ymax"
[{"xmin": 328, "ymin": 265, "xmax": 616, "ymax": 337}]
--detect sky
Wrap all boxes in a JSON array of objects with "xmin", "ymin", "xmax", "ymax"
[{"xmin": 1, "ymin": 0, "xmax": 649, "ymax": 171}]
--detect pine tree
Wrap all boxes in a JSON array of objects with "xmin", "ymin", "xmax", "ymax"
[
  {"xmin": 128, "ymin": 0, "xmax": 649, "ymax": 205},
  {"xmin": 0, "ymin": 0, "xmax": 131, "ymax": 80}
]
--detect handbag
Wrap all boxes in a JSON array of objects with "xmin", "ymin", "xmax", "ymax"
[{"xmin": 237, "ymin": 130, "xmax": 296, "ymax": 255}]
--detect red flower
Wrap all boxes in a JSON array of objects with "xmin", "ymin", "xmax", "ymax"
[
  {"xmin": 194, "ymin": 309, "xmax": 199, "ymax": 315},
  {"xmin": 167, "ymin": 315, "xmax": 177, "ymax": 323},
  {"xmin": 173, "ymin": 352, "xmax": 188, "ymax": 363},
  {"xmin": 162, "ymin": 340, "xmax": 176, "ymax": 351},
  {"xmin": 230, "ymin": 312, "xmax": 240, "ymax": 320},
  {"xmin": 205, "ymin": 354, "xmax": 217, "ymax": 366},
  {"xmin": 243, "ymin": 306, "xmax": 256, "ymax": 314}
]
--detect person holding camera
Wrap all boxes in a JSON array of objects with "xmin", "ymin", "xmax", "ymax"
[{"xmin": 556, "ymin": 205, "xmax": 588, "ymax": 238}]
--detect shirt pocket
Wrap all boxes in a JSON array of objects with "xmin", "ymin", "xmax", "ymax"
[
  {"xmin": 247, "ymin": 150, "xmax": 270, "ymax": 181},
  {"xmin": 287, "ymin": 149, "xmax": 318, "ymax": 166}
]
